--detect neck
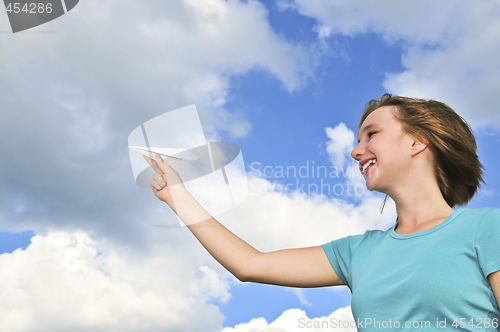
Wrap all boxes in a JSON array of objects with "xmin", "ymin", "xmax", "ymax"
[
  {"xmin": 394, "ymin": 196, "xmax": 454, "ymax": 232},
  {"xmin": 387, "ymin": 174, "xmax": 454, "ymax": 233}
]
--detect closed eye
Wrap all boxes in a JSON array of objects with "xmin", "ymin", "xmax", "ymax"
[{"xmin": 368, "ymin": 131, "xmax": 377, "ymax": 139}]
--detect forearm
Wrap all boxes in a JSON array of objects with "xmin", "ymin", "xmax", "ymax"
[{"xmin": 170, "ymin": 187, "xmax": 260, "ymax": 281}]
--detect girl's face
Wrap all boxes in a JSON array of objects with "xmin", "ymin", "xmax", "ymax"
[{"xmin": 351, "ymin": 106, "xmax": 416, "ymax": 194}]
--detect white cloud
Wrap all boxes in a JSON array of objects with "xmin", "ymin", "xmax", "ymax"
[
  {"xmin": 325, "ymin": 123, "xmax": 355, "ymax": 168},
  {"xmin": 279, "ymin": 0, "xmax": 463, "ymax": 44},
  {"xmin": 283, "ymin": 0, "xmax": 500, "ymax": 128},
  {"xmin": 198, "ymin": 265, "xmax": 232, "ymax": 304},
  {"xmin": 324, "ymin": 123, "xmax": 365, "ymax": 195},
  {"xmin": 221, "ymin": 306, "xmax": 356, "ymax": 332},
  {"xmin": 0, "ymin": 231, "xmax": 229, "ymax": 331}
]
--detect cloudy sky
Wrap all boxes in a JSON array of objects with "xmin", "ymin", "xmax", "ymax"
[{"xmin": 1, "ymin": 0, "xmax": 500, "ymax": 331}]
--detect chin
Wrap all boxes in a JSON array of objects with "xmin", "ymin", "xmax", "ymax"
[
  {"xmin": 366, "ymin": 182, "xmax": 390, "ymax": 196},
  {"xmin": 364, "ymin": 168, "xmax": 380, "ymax": 191},
  {"xmin": 363, "ymin": 176, "xmax": 375, "ymax": 189},
  {"xmin": 365, "ymin": 182, "xmax": 377, "ymax": 192},
  {"xmin": 365, "ymin": 178, "xmax": 386, "ymax": 193}
]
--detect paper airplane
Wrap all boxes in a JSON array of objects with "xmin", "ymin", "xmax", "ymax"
[
  {"xmin": 128, "ymin": 146, "xmax": 199, "ymax": 161},
  {"xmin": 128, "ymin": 105, "xmax": 248, "ymax": 227}
]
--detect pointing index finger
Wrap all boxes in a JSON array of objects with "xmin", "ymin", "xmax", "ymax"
[
  {"xmin": 154, "ymin": 153, "xmax": 168, "ymax": 174},
  {"xmin": 143, "ymin": 154, "xmax": 164, "ymax": 175}
]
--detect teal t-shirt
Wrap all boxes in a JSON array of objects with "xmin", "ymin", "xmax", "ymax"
[{"xmin": 322, "ymin": 208, "xmax": 500, "ymax": 331}]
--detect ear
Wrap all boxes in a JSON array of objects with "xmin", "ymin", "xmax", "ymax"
[{"xmin": 410, "ymin": 137, "xmax": 428, "ymax": 157}]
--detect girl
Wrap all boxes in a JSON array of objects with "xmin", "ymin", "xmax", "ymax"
[{"xmin": 144, "ymin": 94, "xmax": 500, "ymax": 331}]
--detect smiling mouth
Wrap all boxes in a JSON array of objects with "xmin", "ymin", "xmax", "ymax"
[{"xmin": 360, "ymin": 159, "xmax": 377, "ymax": 175}]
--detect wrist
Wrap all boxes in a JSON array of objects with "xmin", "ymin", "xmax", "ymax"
[{"xmin": 169, "ymin": 188, "xmax": 211, "ymax": 226}]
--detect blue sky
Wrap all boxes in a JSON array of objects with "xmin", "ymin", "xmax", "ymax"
[{"xmin": 1, "ymin": 1, "xmax": 500, "ymax": 331}]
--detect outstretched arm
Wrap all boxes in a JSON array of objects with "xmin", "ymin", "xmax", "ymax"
[{"xmin": 144, "ymin": 154, "xmax": 344, "ymax": 288}]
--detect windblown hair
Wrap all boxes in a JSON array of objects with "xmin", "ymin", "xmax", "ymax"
[{"xmin": 359, "ymin": 93, "xmax": 484, "ymax": 208}]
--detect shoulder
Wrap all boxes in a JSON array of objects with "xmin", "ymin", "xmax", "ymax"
[
  {"xmin": 468, "ymin": 208, "xmax": 500, "ymax": 277},
  {"xmin": 449, "ymin": 207, "xmax": 500, "ymax": 227},
  {"xmin": 454, "ymin": 208, "xmax": 500, "ymax": 243},
  {"xmin": 458, "ymin": 207, "xmax": 500, "ymax": 218},
  {"xmin": 480, "ymin": 207, "xmax": 500, "ymax": 219},
  {"xmin": 473, "ymin": 207, "xmax": 500, "ymax": 230},
  {"xmin": 455, "ymin": 207, "xmax": 500, "ymax": 227}
]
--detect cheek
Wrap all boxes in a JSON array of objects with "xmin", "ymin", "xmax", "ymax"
[
  {"xmin": 371, "ymin": 139, "xmax": 400, "ymax": 166},
  {"xmin": 396, "ymin": 136, "xmax": 415, "ymax": 157}
]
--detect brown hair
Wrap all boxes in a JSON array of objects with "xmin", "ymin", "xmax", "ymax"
[{"xmin": 359, "ymin": 93, "xmax": 484, "ymax": 207}]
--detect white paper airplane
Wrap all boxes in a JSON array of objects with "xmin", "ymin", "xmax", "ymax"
[{"xmin": 128, "ymin": 146, "xmax": 199, "ymax": 161}]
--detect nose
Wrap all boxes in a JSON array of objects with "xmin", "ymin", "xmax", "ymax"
[{"xmin": 351, "ymin": 141, "xmax": 365, "ymax": 161}]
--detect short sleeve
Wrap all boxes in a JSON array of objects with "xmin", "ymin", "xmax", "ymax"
[
  {"xmin": 322, "ymin": 232, "xmax": 368, "ymax": 288},
  {"xmin": 474, "ymin": 208, "xmax": 500, "ymax": 278}
]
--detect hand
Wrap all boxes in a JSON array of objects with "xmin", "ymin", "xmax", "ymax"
[{"xmin": 144, "ymin": 154, "xmax": 185, "ymax": 211}]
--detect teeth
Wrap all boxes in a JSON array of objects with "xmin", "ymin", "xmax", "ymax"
[{"xmin": 361, "ymin": 159, "xmax": 377, "ymax": 173}]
